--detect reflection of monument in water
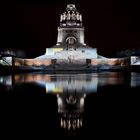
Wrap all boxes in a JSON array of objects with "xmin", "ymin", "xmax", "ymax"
[
  {"xmin": 0, "ymin": 73, "xmax": 96, "ymax": 130},
  {"xmin": 0, "ymin": 72, "xmax": 135, "ymax": 130},
  {"xmin": 57, "ymin": 91, "xmax": 85, "ymax": 130}
]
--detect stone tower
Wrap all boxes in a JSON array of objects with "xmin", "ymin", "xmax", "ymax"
[
  {"xmin": 43, "ymin": 4, "xmax": 98, "ymax": 63},
  {"xmin": 56, "ymin": 4, "xmax": 86, "ymax": 49}
]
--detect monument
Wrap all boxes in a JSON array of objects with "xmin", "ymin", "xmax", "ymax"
[{"xmin": 0, "ymin": 4, "xmax": 132, "ymax": 71}]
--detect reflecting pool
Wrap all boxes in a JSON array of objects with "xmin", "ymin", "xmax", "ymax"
[{"xmin": 0, "ymin": 72, "xmax": 140, "ymax": 136}]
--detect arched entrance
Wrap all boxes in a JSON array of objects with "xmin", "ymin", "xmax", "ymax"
[
  {"xmin": 66, "ymin": 36, "xmax": 77, "ymax": 51},
  {"xmin": 66, "ymin": 36, "xmax": 77, "ymax": 45}
]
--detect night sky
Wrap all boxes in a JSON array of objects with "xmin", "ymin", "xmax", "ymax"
[{"xmin": 0, "ymin": 0, "xmax": 140, "ymax": 58}]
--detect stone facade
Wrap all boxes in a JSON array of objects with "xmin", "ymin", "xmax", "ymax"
[
  {"xmin": 34, "ymin": 4, "xmax": 98, "ymax": 66},
  {"xmin": 0, "ymin": 4, "xmax": 134, "ymax": 69}
]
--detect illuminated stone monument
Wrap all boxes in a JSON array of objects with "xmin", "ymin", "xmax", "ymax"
[
  {"xmin": 34, "ymin": 4, "xmax": 98, "ymax": 66},
  {"xmin": 0, "ymin": 4, "xmax": 131, "ymax": 70}
]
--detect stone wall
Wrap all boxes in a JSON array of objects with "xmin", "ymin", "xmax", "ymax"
[
  {"xmin": 56, "ymin": 59, "xmax": 86, "ymax": 65},
  {"xmin": 14, "ymin": 58, "xmax": 52, "ymax": 66},
  {"xmin": 91, "ymin": 58, "xmax": 130, "ymax": 66},
  {"xmin": 11, "ymin": 57, "xmax": 131, "ymax": 67}
]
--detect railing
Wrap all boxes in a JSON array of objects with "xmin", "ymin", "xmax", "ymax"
[{"xmin": 0, "ymin": 57, "xmax": 11, "ymax": 66}]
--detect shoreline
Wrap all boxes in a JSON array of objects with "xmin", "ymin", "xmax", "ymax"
[{"xmin": 0, "ymin": 65, "xmax": 140, "ymax": 75}]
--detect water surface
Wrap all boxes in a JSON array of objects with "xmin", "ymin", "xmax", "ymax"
[{"xmin": 0, "ymin": 72, "xmax": 140, "ymax": 136}]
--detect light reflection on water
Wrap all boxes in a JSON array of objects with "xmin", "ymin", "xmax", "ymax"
[
  {"xmin": 0, "ymin": 72, "xmax": 140, "ymax": 133},
  {"xmin": 0, "ymin": 72, "xmax": 132, "ymax": 93}
]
